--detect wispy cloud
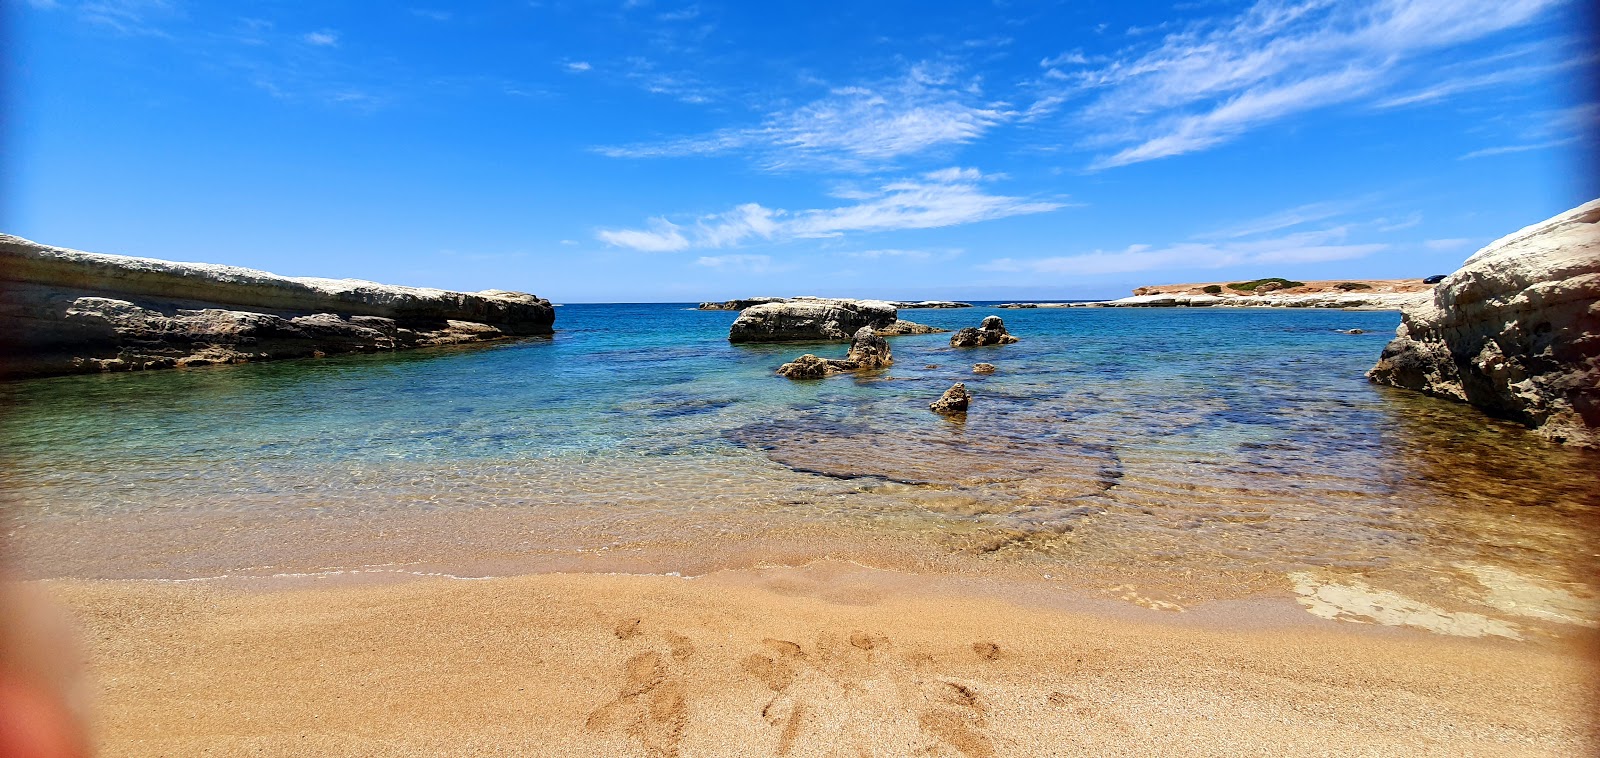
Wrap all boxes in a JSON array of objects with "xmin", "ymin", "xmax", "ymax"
[
  {"xmin": 597, "ymin": 63, "xmax": 1010, "ymax": 171},
  {"xmin": 597, "ymin": 168, "xmax": 1060, "ymax": 251},
  {"xmin": 981, "ymin": 228, "xmax": 1388, "ymax": 276},
  {"xmin": 1424, "ymin": 238, "xmax": 1473, "ymax": 250},
  {"xmin": 1033, "ymin": 0, "xmax": 1562, "ymax": 169},
  {"xmin": 695, "ymin": 254, "xmax": 790, "ymax": 274},
  {"xmin": 564, "ymin": 60, "xmax": 592, "ymax": 72},
  {"xmin": 303, "ymin": 29, "xmax": 339, "ymax": 47}
]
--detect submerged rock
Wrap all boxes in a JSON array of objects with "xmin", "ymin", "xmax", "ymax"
[
  {"xmin": 950, "ymin": 315, "xmax": 1020, "ymax": 347},
  {"xmin": 1367, "ymin": 199, "xmax": 1600, "ymax": 447},
  {"xmin": 929, "ymin": 382, "xmax": 972, "ymax": 414},
  {"xmin": 776, "ymin": 326, "xmax": 893, "ymax": 379},
  {"xmin": 972, "ymin": 363, "xmax": 996, "ymax": 374},
  {"xmin": 728, "ymin": 298, "xmax": 898, "ymax": 342},
  {"xmin": 0, "ymin": 234, "xmax": 555, "ymax": 379},
  {"xmin": 875, "ymin": 319, "xmax": 948, "ymax": 336}
]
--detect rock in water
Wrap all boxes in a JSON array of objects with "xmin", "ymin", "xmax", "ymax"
[
  {"xmin": 1367, "ymin": 199, "xmax": 1600, "ymax": 447},
  {"xmin": 929, "ymin": 382, "xmax": 972, "ymax": 414},
  {"xmin": 950, "ymin": 315, "xmax": 1020, "ymax": 347},
  {"xmin": 776, "ymin": 326, "xmax": 893, "ymax": 379},
  {"xmin": 776, "ymin": 354, "xmax": 831, "ymax": 379},
  {"xmin": 0, "ymin": 234, "xmax": 555, "ymax": 379},
  {"xmin": 972, "ymin": 363, "xmax": 996, "ymax": 374},
  {"xmin": 844, "ymin": 326, "xmax": 892, "ymax": 369},
  {"xmin": 728, "ymin": 298, "xmax": 897, "ymax": 342}
]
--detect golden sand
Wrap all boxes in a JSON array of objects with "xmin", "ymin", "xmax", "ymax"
[{"xmin": 39, "ymin": 561, "xmax": 1600, "ymax": 757}]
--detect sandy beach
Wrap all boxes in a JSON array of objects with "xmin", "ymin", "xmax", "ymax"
[{"xmin": 37, "ymin": 562, "xmax": 1598, "ymax": 757}]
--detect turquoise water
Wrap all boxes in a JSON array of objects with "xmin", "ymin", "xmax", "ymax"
[{"xmin": 4, "ymin": 304, "xmax": 1597, "ymax": 592}]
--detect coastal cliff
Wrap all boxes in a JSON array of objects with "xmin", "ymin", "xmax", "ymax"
[
  {"xmin": 0, "ymin": 234, "xmax": 555, "ymax": 378},
  {"xmin": 1367, "ymin": 200, "xmax": 1600, "ymax": 447}
]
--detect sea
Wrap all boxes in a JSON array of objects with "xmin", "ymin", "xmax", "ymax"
[{"xmin": 3, "ymin": 303, "xmax": 1597, "ymax": 619}]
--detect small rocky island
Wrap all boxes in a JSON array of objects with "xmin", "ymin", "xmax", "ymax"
[
  {"xmin": 951, "ymin": 315, "xmax": 1019, "ymax": 347},
  {"xmin": 1369, "ymin": 199, "xmax": 1599, "ymax": 448},
  {"xmin": 727, "ymin": 297, "xmax": 945, "ymax": 342},
  {"xmin": 0, "ymin": 234, "xmax": 555, "ymax": 379}
]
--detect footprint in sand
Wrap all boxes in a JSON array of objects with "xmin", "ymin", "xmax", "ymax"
[
  {"xmin": 587, "ymin": 620, "xmax": 697, "ymax": 758},
  {"xmin": 739, "ymin": 632, "xmax": 997, "ymax": 757}
]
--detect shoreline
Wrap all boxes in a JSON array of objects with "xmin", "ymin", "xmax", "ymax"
[{"xmin": 39, "ymin": 562, "xmax": 1600, "ymax": 756}]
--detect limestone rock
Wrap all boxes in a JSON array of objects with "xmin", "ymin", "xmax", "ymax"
[
  {"xmin": 697, "ymin": 297, "xmax": 789, "ymax": 311},
  {"xmin": 929, "ymin": 382, "xmax": 972, "ymax": 414},
  {"xmin": 972, "ymin": 363, "xmax": 996, "ymax": 374},
  {"xmin": 0, "ymin": 234, "xmax": 555, "ymax": 378},
  {"xmin": 776, "ymin": 326, "xmax": 894, "ymax": 379},
  {"xmin": 875, "ymin": 319, "xmax": 948, "ymax": 336},
  {"xmin": 729, "ymin": 298, "xmax": 898, "ymax": 342},
  {"xmin": 776, "ymin": 354, "xmax": 831, "ymax": 379},
  {"xmin": 1368, "ymin": 199, "xmax": 1600, "ymax": 447},
  {"xmin": 891, "ymin": 300, "xmax": 973, "ymax": 309},
  {"xmin": 950, "ymin": 315, "xmax": 1020, "ymax": 347}
]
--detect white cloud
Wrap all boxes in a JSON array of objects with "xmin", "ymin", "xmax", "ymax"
[
  {"xmin": 303, "ymin": 29, "xmax": 339, "ymax": 46},
  {"xmin": 597, "ymin": 63, "xmax": 1009, "ymax": 171},
  {"xmin": 1459, "ymin": 138, "xmax": 1579, "ymax": 159},
  {"xmin": 596, "ymin": 218, "xmax": 689, "ymax": 252},
  {"xmin": 564, "ymin": 61, "xmax": 592, "ymax": 72},
  {"xmin": 1037, "ymin": 0, "xmax": 1562, "ymax": 169},
  {"xmin": 596, "ymin": 168, "xmax": 1060, "ymax": 252},
  {"xmin": 1424, "ymin": 238, "xmax": 1473, "ymax": 250}
]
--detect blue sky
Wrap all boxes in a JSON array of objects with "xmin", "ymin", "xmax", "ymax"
[{"xmin": 7, "ymin": 0, "xmax": 1596, "ymax": 302}]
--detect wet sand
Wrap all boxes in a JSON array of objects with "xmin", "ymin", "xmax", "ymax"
[{"xmin": 43, "ymin": 561, "xmax": 1599, "ymax": 757}]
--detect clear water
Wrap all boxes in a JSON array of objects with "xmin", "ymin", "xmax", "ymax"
[{"xmin": 3, "ymin": 304, "xmax": 1597, "ymax": 607}]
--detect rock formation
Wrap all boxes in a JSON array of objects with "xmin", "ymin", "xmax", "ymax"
[
  {"xmin": 697, "ymin": 297, "xmax": 789, "ymax": 311},
  {"xmin": 728, "ymin": 298, "xmax": 898, "ymax": 342},
  {"xmin": 891, "ymin": 300, "xmax": 973, "ymax": 309},
  {"xmin": 875, "ymin": 320, "xmax": 948, "ymax": 336},
  {"xmin": 1368, "ymin": 199, "xmax": 1600, "ymax": 447},
  {"xmin": 929, "ymin": 382, "xmax": 972, "ymax": 414},
  {"xmin": 972, "ymin": 363, "xmax": 996, "ymax": 374},
  {"xmin": 0, "ymin": 234, "xmax": 555, "ymax": 378},
  {"xmin": 950, "ymin": 315, "xmax": 1020, "ymax": 347},
  {"xmin": 776, "ymin": 326, "xmax": 892, "ymax": 379}
]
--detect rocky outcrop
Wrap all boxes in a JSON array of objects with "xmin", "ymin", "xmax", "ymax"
[
  {"xmin": 875, "ymin": 319, "xmax": 948, "ymax": 336},
  {"xmin": 929, "ymin": 382, "xmax": 972, "ymax": 414},
  {"xmin": 0, "ymin": 234, "xmax": 555, "ymax": 378},
  {"xmin": 1368, "ymin": 200, "xmax": 1600, "ymax": 447},
  {"xmin": 776, "ymin": 326, "xmax": 893, "ymax": 379},
  {"xmin": 728, "ymin": 298, "xmax": 898, "ymax": 342},
  {"xmin": 891, "ymin": 300, "xmax": 973, "ymax": 309},
  {"xmin": 950, "ymin": 315, "xmax": 1019, "ymax": 347},
  {"xmin": 1094, "ymin": 292, "xmax": 1426, "ymax": 309},
  {"xmin": 972, "ymin": 363, "xmax": 996, "ymax": 374},
  {"xmin": 697, "ymin": 297, "xmax": 789, "ymax": 311}
]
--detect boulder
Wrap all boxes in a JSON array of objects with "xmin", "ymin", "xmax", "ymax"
[
  {"xmin": 0, "ymin": 234, "xmax": 555, "ymax": 378},
  {"xmin": 950, "ymin": 315, "xmax": 1020, "ymax": 347},
  {"xmin": 1368, "ymin": 199, "xmax": 1600, "ymax": 447},
  {"xmin": 929, "ymin": 382, "xmax": 972, "ymax": 414},
  {"xmin": 776, "ymin": 326, "xmax": 893, "ymax": 379},
  {"xmin": 728, "ymin": 298, "xmax": 898, "ymax": 342},
  {"xmin": 972, "ymin": 363, "xmax": 996, "ymax": 374},
  {"xmin": 776, "ymin": 354, "xmax": 831, "ymax": 379}
]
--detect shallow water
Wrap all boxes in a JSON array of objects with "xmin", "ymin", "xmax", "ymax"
[{"xmin": 3, "ymin": 304, "xmax": 1597, "ymax": 630}]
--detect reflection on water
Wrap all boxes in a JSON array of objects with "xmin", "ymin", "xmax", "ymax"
[{"xmin": 2, "ymin": 304, "xmax": 1596, "ymax": 630}]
